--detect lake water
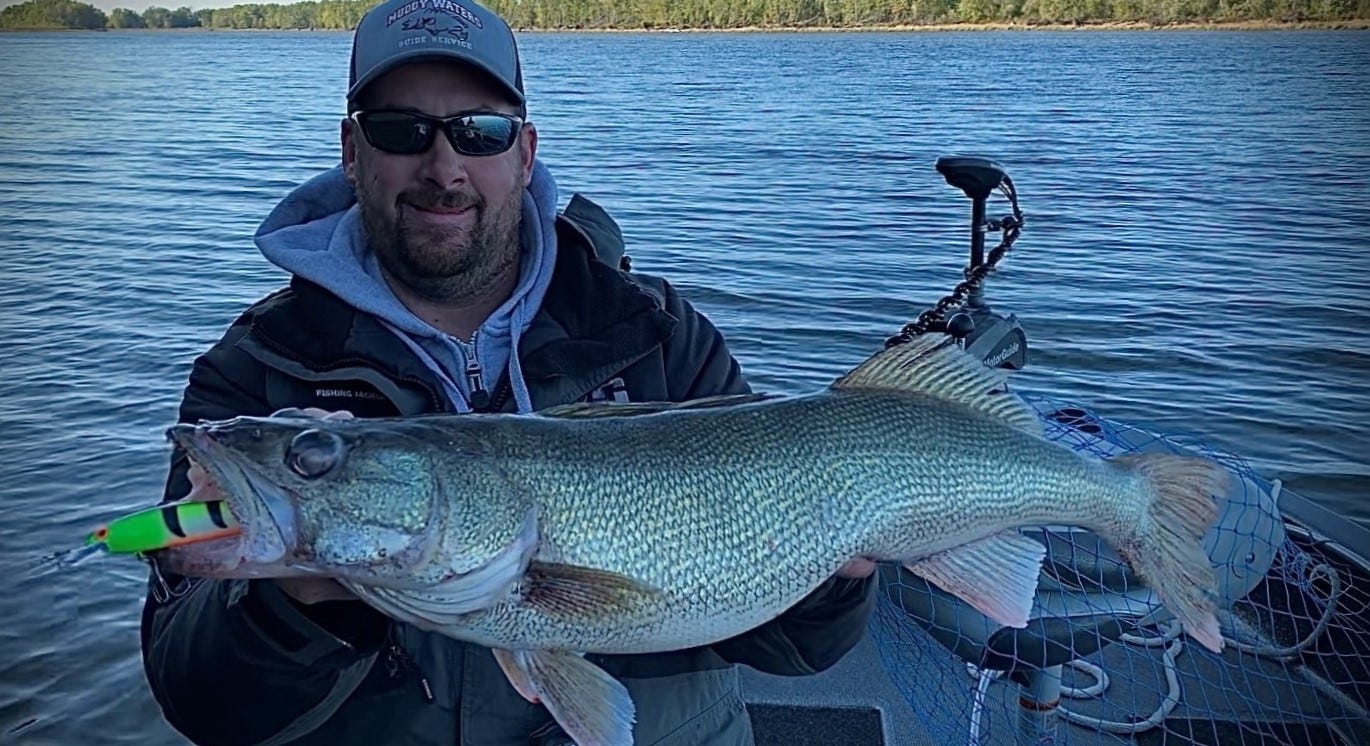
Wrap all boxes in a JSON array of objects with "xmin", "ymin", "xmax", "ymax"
[{"xmin": 0, "ymin": 28, "xmax": 1367, "ymax": 744}]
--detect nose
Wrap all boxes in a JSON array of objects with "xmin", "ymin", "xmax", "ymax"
[{"xmin": 419, "ymin": 129, "xmax": 469, "ymax": 188}]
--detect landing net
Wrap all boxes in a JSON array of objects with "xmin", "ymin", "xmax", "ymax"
[{"xmin": 873, "ymin": 395, "xmax": 1370, "ymax": 745}]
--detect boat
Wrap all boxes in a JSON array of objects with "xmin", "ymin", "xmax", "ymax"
[{"xmin": 739, "ymin": 156, "xmax": 1370, "ymax": 745}]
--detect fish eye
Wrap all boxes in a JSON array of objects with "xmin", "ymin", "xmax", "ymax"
[{"xmin": 286, "ymin": 429, "xmax": 346, "ymax": 479}]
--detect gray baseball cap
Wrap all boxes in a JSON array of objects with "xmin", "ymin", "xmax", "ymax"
[{"xmin": 347, "ymin": 0, "xmax": 524, "ymax": 106}]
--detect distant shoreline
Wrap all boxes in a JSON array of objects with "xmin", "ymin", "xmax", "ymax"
[
  {"xmin": 3, "ymin": 19, "xmax": 1368, "ymax": 32},
  {"xmin": 541, "ymin": 19, "xmax": 1370, "ymax": 31}
]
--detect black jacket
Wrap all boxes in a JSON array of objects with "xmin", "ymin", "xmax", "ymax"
[{"xmin": 141, "ymin": 206, "xmax": 875, "ymax": 745}]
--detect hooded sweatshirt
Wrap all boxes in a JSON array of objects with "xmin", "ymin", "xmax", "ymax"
[{"xmin": 253, "ymin": 161, "xmax": 560, "ymax": 413}]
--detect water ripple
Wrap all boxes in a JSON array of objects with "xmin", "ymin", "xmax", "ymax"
[{"xmin": 0, "ymin": 28, "xmax": 1367, "ymax": 744}]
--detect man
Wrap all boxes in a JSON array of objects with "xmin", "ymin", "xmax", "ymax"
[{"xmin": 140, "ymin": 0, "xmax": 875, "ymax": 743}]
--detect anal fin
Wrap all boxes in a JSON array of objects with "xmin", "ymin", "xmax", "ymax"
[
  {"xmin": 903, "ymin": 531, "xmax": 1046, "ymax": 628},
  {"xmin": 493, "ymin": 648, "xmax": 635, "ymax": 746}
]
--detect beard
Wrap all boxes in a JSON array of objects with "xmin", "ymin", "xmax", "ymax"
[{"xmin": 357, "ymin": 174, "xmax": 524, "ymax": 304}]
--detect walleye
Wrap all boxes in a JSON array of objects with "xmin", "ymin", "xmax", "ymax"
[{"xmin": 158, "ymin": 336, "xmax": 1225, "ymax": 746}]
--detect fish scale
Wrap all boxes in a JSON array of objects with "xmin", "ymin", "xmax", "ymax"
[{"xmin": 426, "ymin": 390, "xmax": 1138, "ymax": 653}]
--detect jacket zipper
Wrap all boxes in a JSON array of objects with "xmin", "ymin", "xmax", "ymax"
[
  {"xmin": 384, "ymin": 636, "xmax": 435, "ymax": 703},
  {"xmin": 453, "ymin": 334, "xmax": 491, "ymax": 411}
]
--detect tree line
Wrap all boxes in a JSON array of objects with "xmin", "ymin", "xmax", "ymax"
[{"xmin": 2, "ymin": 0, "xmax": 1364, "ymax": 30}]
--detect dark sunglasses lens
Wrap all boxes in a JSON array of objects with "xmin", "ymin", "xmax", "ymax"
[
  {"xmin": 447, "ymin": 115, "xmax": 519, "ymax": 156},
  {"xmin": 360, "ymin": 112, "xmax": 435, "ymax": 154}
]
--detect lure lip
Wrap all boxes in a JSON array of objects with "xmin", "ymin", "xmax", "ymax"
[{"xmin": 166, "ymin": 422, "xmax": 296, "ymax": 568}]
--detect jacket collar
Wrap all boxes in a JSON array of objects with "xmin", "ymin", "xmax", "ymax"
[
  {"xmin": 244, "ymin": 215, "xmax": 676, "ymax": 410},
  {"xmin": 520, "ymin": 218, "xmax": 676, "ymax": 380}
]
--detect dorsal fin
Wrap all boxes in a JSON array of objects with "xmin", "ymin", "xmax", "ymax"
[
  {"xmin": 833, "ymin": 336, "xmax": 1040, "ymax": 435},
  {"xmin": 538, "ymin": 393, "xmax": 775, "ymax": 419}
]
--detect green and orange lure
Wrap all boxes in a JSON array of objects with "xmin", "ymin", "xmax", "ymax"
[{"xmin": 86, "ymin": 500, "xmax": 241, "ymax": 555}]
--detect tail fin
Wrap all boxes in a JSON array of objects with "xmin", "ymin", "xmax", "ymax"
[{"xmin": 1114, "ymin": 453, "xmax": 1226, "ymax": 652}]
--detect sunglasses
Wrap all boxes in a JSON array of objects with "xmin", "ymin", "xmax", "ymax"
[{"xmin": 350, "ymin": 110, "xmax": 524, "ymax": 157}]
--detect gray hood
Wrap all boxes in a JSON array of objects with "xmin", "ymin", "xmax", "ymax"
[{"xmin": 253, "ymin": 161, "xmax": 560, "ymax": 413}]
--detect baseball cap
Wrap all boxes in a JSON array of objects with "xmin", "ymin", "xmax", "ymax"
[{"xmin": 347, "ymin": 0, "xmax": 525, "ymax": 107}]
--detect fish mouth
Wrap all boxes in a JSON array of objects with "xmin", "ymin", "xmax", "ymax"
[{"xmin": 160, "ymin": 423, "xmax": 299, "ymax": 576}]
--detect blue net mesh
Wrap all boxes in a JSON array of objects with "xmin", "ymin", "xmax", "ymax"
[{"xmin": 872, "ymin": 394, "xmax": 1370, "ymax": 745}]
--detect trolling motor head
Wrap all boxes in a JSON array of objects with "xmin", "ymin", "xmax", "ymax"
[
  {"xmin": 887, "ymin": 156, "xmax": 1029, "ymax": 370},
  {"xmin": 936, "ymin": 155, "xmax": 1006, "ymax": 203},
  {"xmin": 936, "ymin": 156, "xmax": 1004, "ymax": 313}
]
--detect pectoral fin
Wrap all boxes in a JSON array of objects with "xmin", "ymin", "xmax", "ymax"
[
  {"xmin": 493, "ymin": 648, "xmax": 635, "ymax": 746},
  {"xmin": 903, "ymin": 531, "xmax": 1046, "ymax": 628},
  {"xmin": 522, "ymin": 561, "xmax": 661, "ymax": 618}
]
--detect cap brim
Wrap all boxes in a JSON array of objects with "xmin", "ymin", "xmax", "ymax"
[{"xmin": 347, "ymin": 48, "xmax": 524, "ymax": 105}]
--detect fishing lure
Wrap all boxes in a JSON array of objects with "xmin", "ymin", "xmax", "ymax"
[{"xmin": 86, "ymin": 500, "xmax": 240, "ymax": 555}]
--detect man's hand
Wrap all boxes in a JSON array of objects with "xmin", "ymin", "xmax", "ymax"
[
  {"xmin": 276, "ymin": 576, "xmax": 356, "ymax": 605},
  {"xmin": 835, "ymin": 558, "xmax": 877, "ymax": 579}
]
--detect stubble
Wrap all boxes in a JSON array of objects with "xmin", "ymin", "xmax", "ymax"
[{"xmin": 358, "ymin": 176, "xmax": 524, "ymax": 304}]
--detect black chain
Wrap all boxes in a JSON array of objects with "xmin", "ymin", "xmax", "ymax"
[{"xmin": 885, "ymin": 179, "xmax": 1025, "ymax": 347}]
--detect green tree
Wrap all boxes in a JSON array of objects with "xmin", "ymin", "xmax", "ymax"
[
  {"xmin": 955, "ymin": 0, "xmax": 997, "ymax": 21},
  {"xmin": 141, "ymin": 5, "xmax": 171, "ymax": 26},
  {"xmin": 316, "ymin": 0, "xmax": 366, "ymax": 29},
  {"xmin": 0, "ymin": 0, "xmax": 107, "ymax": 28},
  {"xmin": 169, "ymin": 5, "xmax": 200, "ymax": 25},
  {"xmin": 107, "ymin": 5, "xmax": 146, "ymax": 26},
  {"xmin": 9, "ymin": 0, "xmax": 1361, "ymax": 32}
]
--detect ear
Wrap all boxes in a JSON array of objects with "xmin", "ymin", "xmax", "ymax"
[
  {"xmin": 519, "ymin": 122, "xmax": 538, "ymax": 187},
  {"xmin": 341, "ymin": 117, "xmax": 359, "ymax": 184}
]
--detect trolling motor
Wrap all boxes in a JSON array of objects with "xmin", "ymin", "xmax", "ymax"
[{"xmin": 887, "ymin": 156, "xmax": 1028, "ymax": 370}]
